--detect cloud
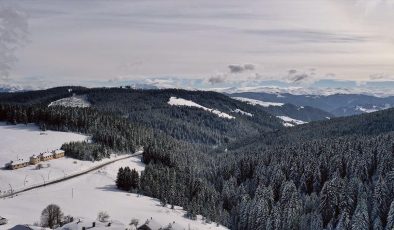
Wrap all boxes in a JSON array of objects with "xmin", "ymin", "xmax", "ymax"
[
  {"xmin": 289, "ymin": 73, "xmax": 310, "ymax": 83},
  {"xmin": 288, "ymin": 69, "xmax": 297, "ymax": 75},
  {"xmin": 244, "ymin": 64, "xmax": 255, "ymax": 71},
  {"xmin": 207, "ymin": 73, "xmax": 228, "ymax": 84},
  {"xmin": 228, "ymin": 64, "xmax": 255, "ymax": 73},
  {"xmin": 369, "ymin": 73, "xmax": 394, "ymax": 81},
  {"xmin": 286, "ymin": 68, "xmax": 318, "ymax": 84},
  {"xmin": 244, "ymin": 29, "xmax": 370, "ymax": 44},
  {"xmin": 0, "ymin": 3, "xmax": 29, "ymax": 79}
]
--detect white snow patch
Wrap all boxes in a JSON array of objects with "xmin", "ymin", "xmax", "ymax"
[
  {"xmin": 232, "ymin": 109, "xmax": 253, "ymax": 117},
  {"xmin": 232, "ymin": 97, "xmax": 284, "ymax": 107},
  {"xmin": 354, "ymin": 105, "xmax": 390, "ymax": 113},
  {"xmin": 277, "ymin": 116, "xmax": 307, "ymax": 127},
  {"xmin": 168, "ymin": 97, "xmax": 235, "ymax": 119},
  {"xmin": 49, "ymin": 95, "xmax": 91, "ymax": 108}
]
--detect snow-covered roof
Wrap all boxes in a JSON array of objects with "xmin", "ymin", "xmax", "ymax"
[
  {"xmin": 9, "ymin": 225, "xmax": 50, "ymax": 230},
  {"xmin": 139, "ymin": 219, "xmax": 163, "ymax": 230},
  {"xmin": 41, "ymin": 152, "xmax": 53, "ymax": 157},
  {"xmin": 58, "ymin": 218, "xmax": 126, "ymax": 230},
  {"xmin": 53, "ymin": 149, "xmax": 65, "ymax": 154},
  {"xmin": 8, "ymin": 159, "xmax": 28, "ymax": 166}
]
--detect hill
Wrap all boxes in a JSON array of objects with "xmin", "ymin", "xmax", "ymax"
[
  {"xmin": 3, "ymin": 87, "xmax": 394, "ymax": 229},
  {"xmin": 232, "ymin": 96, "xmax": 333, "ymax": 123},
  {"xmin": 229, "ymin": 92, "xmax": 394, "ymax": 116}
]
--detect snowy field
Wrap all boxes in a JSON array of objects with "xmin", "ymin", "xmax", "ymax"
[
  {"xmin": 48, "ymin": 95, "xmax": 91, "ymax": 108},
  {"xmin": 0, "ymin": 123, "xmax": 89, "ymax": 192},
  {"xmin": 232, "ymin": 97, "xmax": 284, "ymax": 107},
  {"xmin": 0, "ymin": 156, "xmax": 226, "ymax": 230},
  {"xmin": 168, "ymin": 97, "xmax": 235, "ymax": 119},
  {"xmin": 277, "ymin": 116, "xmax": 307, "ymax": 127}
]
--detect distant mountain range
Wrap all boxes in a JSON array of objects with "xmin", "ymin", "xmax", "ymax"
[
  {"xmin": 0, "ymin": 84, "xmax": 24, "ymax": 93},
  {"xmin": 229, "ymin": 92, "xmax": 394, "ymax": 117}
]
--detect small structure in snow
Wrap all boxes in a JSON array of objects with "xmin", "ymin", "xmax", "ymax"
[
  {"xmin": 5, "ymin": 159, "xmax": 30, "ymax": 170},
  {"xmin": 0, "ymin": 216, "xmax": 8, "ymax": 225},
  {"xmin": 137, "ymin": 219, "xmax": 163, "ymax": 230},
  {"xmin": 5, "ymin": 149, "xmax": 66, "ymax": 170}
]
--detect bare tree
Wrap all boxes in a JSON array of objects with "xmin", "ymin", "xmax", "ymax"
[
  {"xmin": 130, "ymin": 218, "xmax": 139, "ymax": 226},
  {"xmin": 41, "ymin": 204, "xmax": 63, "ymax": 229},
  {"xmin": 97, "ymin": 211, "xmax": 110, "ymax": 222},
  {"xmin": 36, "ymin": 163, "xmax": 43, "ymax": 170}
]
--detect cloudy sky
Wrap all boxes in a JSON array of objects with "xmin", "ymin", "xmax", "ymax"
[{"xmin": 1, "ymin": 0, "xmax": 394, "ymax": 90}]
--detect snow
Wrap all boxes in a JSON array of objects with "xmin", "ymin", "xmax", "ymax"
[
  {"xmin": 168, "ymin": 97, "xmax": 235, "ymax": 119},
  {"xmin": 232, "ymin": 109, "xmax": 253, "ymax": 117},
  {"xmin": 57, "ymin": 217, "xmax": 127, "ymax": 230},
  {"xmin": 49, "ymin": 95, "xmax": 91, "ymax": 108},
  {"xmin": 232, "ymin": 97, "xmax": 284, "ymax": 107},
  {"xmin": 355, "ymin": 105, "xmax": 384, "ymax": 113},
  {"xmin": 0, "ymin": 123, "xmax": 88, "ymax": 192},
  {"xmin": 277, "ymin": 116, "xmax": 307, "ymax": 127},
  {"xmin": 0, "ymin": 122, "xmax": 227, "ymax": 230},
  {"xmin": 0, "ymin": 156, "xmax": 227, "ymax": 230}
]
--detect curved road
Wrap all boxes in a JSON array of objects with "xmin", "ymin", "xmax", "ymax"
[{"xmin": 0, "ymin": 151, "xmax": 142, "ymax": 199}]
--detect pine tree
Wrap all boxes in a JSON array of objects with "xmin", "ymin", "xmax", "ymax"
[
  {"xmin": 385, "ymin": 201, "xmax": 394, "ymax": 230},
  {"xmin": 351, "ymin": 198, "xmax": 369, "ymax": 230}
]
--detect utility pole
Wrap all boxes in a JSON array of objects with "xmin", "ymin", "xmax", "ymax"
[
  {"xmin": 24, "ymin": 175, "xmax": 28, "ymax": 187},
  {"xmin": 48, "ymin": 169, "xmax": 51, "ymax": 180}
]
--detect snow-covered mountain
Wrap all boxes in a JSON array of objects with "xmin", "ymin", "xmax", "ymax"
[
  {"xmin": 230, "ymin": 92, "xmax": 394, "ymax": 117},
  {"xmin": 232, "ymin": 96, "xmax": 333, "ymax": 123}
]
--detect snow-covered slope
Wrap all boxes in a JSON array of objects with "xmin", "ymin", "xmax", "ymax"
[
  {"xmin": 232, "ymin": 97, "xmax": 284, "ymax": 107},
  {"xmin": 0, "ymin": 123, "xmax": 89, "ymax": 192},
  {"xmin": 232, "ymin": 109, "xmax": 253, "ymax": 117},
  {"xmin": 0, "ymin": 156, "xmax": 226, "ymax": 230},
  {"xmin": 168, "ymin": 97, "xmax": 235, "ymax": 119},
  {"xmin": 49, "ymin": 95, "xmax": 91, "ymax": 108},
  {"xmin": 277, "ymin": 116, "xmax": 307, "ymax": 127}
]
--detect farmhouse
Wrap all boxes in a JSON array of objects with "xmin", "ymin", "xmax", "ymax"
[
  {"xmin": 137, "ymin": 219, "xmax": 163, "ymax": 230},
  {"xmin": 53, "ymin": 149, "xmax": 65, "ymax": 158},
  {"xmin": 40, "ymin": 152, "xmax": 54, "ymax": 161},
  {"xmin": 29, "ymin": 155, "xmax": 40, "ymax": 165},
  {"xmin": 5, "ymin": 160, "xmax": 30, "ymax": 170},
  {"xmin": 5, "ymin": 149, "xmax": 66, "ymax": 170}
]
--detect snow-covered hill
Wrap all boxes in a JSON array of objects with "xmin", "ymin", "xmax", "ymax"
[
  {"xmin": 1, "ymin": 156, "xmax": 226, "ymax": 230},
  {"xmin": 168, "ymin": 97, "xmax": 235, "ymax": 119},
  {"xmin": 277, "ymin": 116, "xmax": 307, "ymax": 127},
  {"xmin": 0, "ymin": 123, "xmax": 226, "ymax": 230},
  {"xmin": 49, "ymin": 95, "xmax": 91, "ymax": 108},
  {"xmin": 0, "ymin": 123, "xmax": 90, "ymax": 192},
  {"xmin": 232, "ymin": 97, "xmax": 284, "ymax": 107}
]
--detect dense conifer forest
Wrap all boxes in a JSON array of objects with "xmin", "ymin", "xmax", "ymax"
[{"xmin": 1, "ymin": 87, "xmax": 394, "ymax": 229}]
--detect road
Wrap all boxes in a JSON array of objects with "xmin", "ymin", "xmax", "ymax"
[{"xmin": 0, "ymin": 151, "xmax": 142, "ymax": 199}]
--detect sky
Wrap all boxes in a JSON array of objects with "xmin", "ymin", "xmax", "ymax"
[{"xmin": 1, "ymin": 0, "xmax": 394, "ymax": 92}]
